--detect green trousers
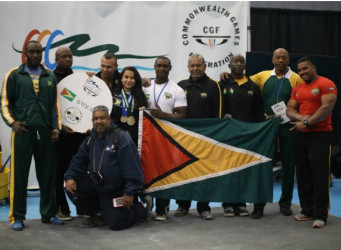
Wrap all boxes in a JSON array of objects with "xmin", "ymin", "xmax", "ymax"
[{"xmin": 9, "ymin": 128, "xmax": 57, "ymax": 223}]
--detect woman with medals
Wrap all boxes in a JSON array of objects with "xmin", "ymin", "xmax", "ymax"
[{"xmin": 111, "ymin": 67, "xmax": 147, "ymax": 145}]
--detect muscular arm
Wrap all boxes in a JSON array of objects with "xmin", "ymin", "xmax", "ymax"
[
  {"xmin": 286, "ymin": 99, "xmax": 303, "ymax": 121},
  {"xmin": 306, "ymin": 93, "xmax": 337, "ymax": 125}
]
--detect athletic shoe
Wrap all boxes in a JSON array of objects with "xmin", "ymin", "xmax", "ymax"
[
  {"xmin": 43, "ymin": 216, "xmax": 64, "ymax": 225},
  {"xmin": 280, "ymin": 207, "xmax": 293, "ymax": 216},
  {"xmin": 11, "ymin": 221, "xmax": 25, "ymax": 231},
  {"xmin": 57, "ymin": 212, "xmax": 73, "ymax": 221},
  {"xmin": 312, "ymin": 219, "xmax": 326, "ymax": 228},
  {"xmin": 154, "ymin": 204, "xmax": 169, "ymax": 221},
  {"xmin": 235, "ymin": 206, "xmax": 249, "ymax": 217},
  {"xmin": 174, "ymin": 207, "xmax": 189, "ymax": 217},
  {"xmin": 200, "ymin": 211, "xmax": 213, "ymax": 220},
  {"xmin": 77, "ymin": 213, "xmax": 91, "ymax": 219},
  {"xmin": 294, "ymin": 213, "xmax": 313, "ymax": 221},
  {"xmin": 251, "ymin": 207, "xmax": 264, "ymax": 219},
  {"xmin": 223, "ymin": 207, "xmax": 235, "ymax": 217},
  {"xmin": 154, "ymin": 214, "xmax": 167, "ymax": 221}
]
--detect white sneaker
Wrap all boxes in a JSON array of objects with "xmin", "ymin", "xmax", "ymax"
[
  {"xmin": 154, "ymin": 214, "xmax": 167, "ymax": 221},
  {"xmin": 312, "ymin": 219, "xmax": 326, "ymax": 228},
  {"xmin": 200, "ymin": 211, "xmax": 213, "ymax": 220}
]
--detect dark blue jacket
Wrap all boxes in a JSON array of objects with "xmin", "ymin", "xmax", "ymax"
[{"xmin": 64, "ymin": 123, "xmax": 144, "ymax": 196}]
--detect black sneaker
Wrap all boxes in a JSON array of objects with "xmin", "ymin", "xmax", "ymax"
[
  {"xmin": 223, "ymin": 206, "xmax": 235, "ymax": 217},
  {"xmin": 174, "ymin": 207, "xmax": 189, "ymax": 217},
  {"xmin": 235, "ymin": 206, "xmax": 249, "ymax": 217},
  {"xmin": 280, "ymin": 206, "xmax": 292, "ymax": 216},
  {"xmin": 79, "ymin": 215, "xmax": 106, "ymax": 228},
  {"xmin": 251, "ymin": 207, "xmax": 264, "ymax": 219}
]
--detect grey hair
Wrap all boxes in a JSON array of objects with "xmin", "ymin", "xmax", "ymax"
[
  {"xmin": 188, "ymin": 53, "xmax": 205, "ymax": 64},
  {"xmin": 93, "ymin": 105, "xmax": 109, "ymax": 114}
]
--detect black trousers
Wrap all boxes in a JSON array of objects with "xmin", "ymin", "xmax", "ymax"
[
  {"xmin": 222, "ymin": 203, "xmax": 246, "ymax": 209},
  {"xmin": 295, "ymin": 131, "xmax": 331, "ymax": 222},
  {"xmin": 56, "ymin": 133, "xmax": 86, "ymax": 214},
  {"xmin": 176, "ymin": 200, "xmax": 211, "ymax": 214},
  {"xmin": 68, "ymin": 175, "xmax": 144, "ymax": 230}
]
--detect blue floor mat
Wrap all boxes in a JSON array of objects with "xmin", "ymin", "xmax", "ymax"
[{"xmin": 1, "ymin": 179, "xmax": 341, "ymax": 221}]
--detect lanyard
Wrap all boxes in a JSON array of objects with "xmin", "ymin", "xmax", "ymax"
[
  {"xmin": 121, "ymin": 89, "xmax": 134, "ymax": 116},
  {"xmin": 153, "ymin": 80, "xmax": 169, "ymax": 107},
  {"xmin": 92, "ymin": 134, "xmax": 110, "ymax": 173},
  {"xmin": 275, "ymin": 73, "xmax": 286, "ymax": 103}
]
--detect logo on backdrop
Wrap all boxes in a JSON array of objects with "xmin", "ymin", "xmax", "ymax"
[
  {"xmin": 12, "ymin": 29, "xmax": 163, "ymax": 71},
  {"xmin": 181, "ymin": 5, "xmax": 243, "ymax": 69}
]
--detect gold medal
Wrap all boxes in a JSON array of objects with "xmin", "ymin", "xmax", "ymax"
[
  {"xmin": 120, "ymin": 116, "xmax": 127, "ymax": 123},
  {"xmin": 127, "ymin": 116, "xmax": 136, "ymax": 126}
]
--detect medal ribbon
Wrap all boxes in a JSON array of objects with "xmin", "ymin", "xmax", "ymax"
[{"xmin": 121, "ymin": 89, "xmax": 135, "ymax": 117}]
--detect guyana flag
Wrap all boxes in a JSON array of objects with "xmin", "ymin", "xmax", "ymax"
[{"xmin": 138, "ymin": 111, "xmax": 280, "ymax": 203}]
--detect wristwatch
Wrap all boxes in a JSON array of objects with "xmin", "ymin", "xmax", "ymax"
[{"xmin": 303, "ymin": 120, "xmax": 310, "ymax": 127}]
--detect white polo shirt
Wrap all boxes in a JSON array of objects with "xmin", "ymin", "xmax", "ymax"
[{"xmin": 143, "ymin": 79, "xmax": 187, "ymax": 114}]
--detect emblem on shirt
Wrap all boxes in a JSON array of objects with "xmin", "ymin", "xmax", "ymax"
[
  {"xmin": 105, "ymin": 144, "xmax": 116, "ymax": 152},
  {"xmin": 311, "ymin": 88, "xmax": 320, "ymax": 96},
  {"xmin": 326, "ymin": 87, "xmax": 335, "ymax": 92},
  {"xmin": 113, "ymin": 97, "xmax": 122, "ymax": 107},
  {"xmin": 200, "ymin": 92, "xmax": 207, "ymax": 98},
  {"xmin": 145, "ymin": 94, "xmax": 150, "ymax": 100},
  {"xmin": 64, "ymin": 107, "xmax": 82, "ymax": 124},
  {"xmin": 164, "ymin": 92, "xmax": 172, "ymax": 99},
  {"xmin": 229, "ymin": 88, "xmax": 234, "ymax": 94},
  {"xmin": 47, "ymin": 80, "xmax": 52, "ymax": 86},
  {"xmin": 223, "ymin": 88, "xmax": 227, "ymax": 95},
  {"xmin": 247, "ymin": 90, "xmax": 254, "ymax": 96}
]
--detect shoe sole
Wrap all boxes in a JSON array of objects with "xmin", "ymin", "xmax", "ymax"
[
  {"xmin": 312, "ymin": 224, "xmax": 326, "ymax": 228},
  {"xmin": 154, "ymin": 217, "xmax": 167, "ymax": 221},
  {"xmin": 295, "ymin": 216, "xmax": 313, "ymax": 221},
  {"xmin": 57, "ymin": 217, "xmax": 73, "ymax": 221},
  {"xmin": 223, "ymin": 213, "xmax": 235, "ymax": 217}
]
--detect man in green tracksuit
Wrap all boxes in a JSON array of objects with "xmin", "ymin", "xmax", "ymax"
[
  {"xmin": 249, "ymin": 48, "xmax": 303, "ymax": 218},
  {"xmin": 0, "ymin": 41, "xmax": 64, "ymax": 231}
]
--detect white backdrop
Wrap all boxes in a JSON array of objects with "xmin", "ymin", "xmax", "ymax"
[{"xmin": 0, "ymin": 1, "xmax": 249, "ymax": 188}]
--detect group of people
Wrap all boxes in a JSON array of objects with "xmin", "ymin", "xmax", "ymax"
[{"xmin": 0, "ymin": 40, "xmax": 337, "ymax": 232}]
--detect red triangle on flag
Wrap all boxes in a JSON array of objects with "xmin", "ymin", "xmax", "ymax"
[
  {"xmin": 60, "ymin": 88, "xmax": 68, "ymax": 95},
  {"xmin": 141, "ymin": 113, "xmax": 197, "ymax": 187}
]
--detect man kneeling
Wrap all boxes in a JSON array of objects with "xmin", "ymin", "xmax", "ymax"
[{"xmin": 64, "ymin": 105, "xmax": 151, "ymax": 230}]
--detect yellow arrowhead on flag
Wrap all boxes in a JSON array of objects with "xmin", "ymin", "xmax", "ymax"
[{"xmin": 146, "ymin": 118, "xmax": 271, "ymax": 192}]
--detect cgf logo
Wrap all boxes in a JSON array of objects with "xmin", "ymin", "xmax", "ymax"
[{"xmin": 181, "ymin": 4, "xmax": 244, "ymax": 69}]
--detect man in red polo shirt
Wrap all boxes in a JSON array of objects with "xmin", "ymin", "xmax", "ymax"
[{"xmin": 287, "ymin": 57, "xmax": 337, "ymax": 229}]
